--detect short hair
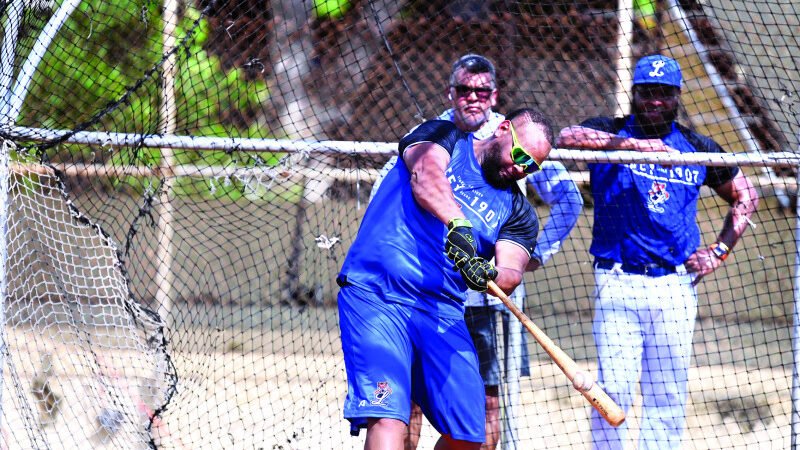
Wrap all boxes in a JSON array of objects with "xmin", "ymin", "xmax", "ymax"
[
  {"xmin": 506, "ymin": 108, "xmax": 555, "ymax": 146},
  {"xmin": 448, "ymin": 54, "xmax": 497, "ymax": 89}
]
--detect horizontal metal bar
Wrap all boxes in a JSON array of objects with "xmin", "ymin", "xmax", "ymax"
[
  {"xmin": 12, "ymin": 162, "xmax": 794, "ymax": 194},
  {"xmin": 5, "ymin": 126, "xmax": 800, "ymax": 168},
  {"xmin": 5, "ymin": 126, "xmax": 397, "ymax": 155}
]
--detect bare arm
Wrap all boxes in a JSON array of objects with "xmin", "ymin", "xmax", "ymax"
[
  {"xmin": 403, "ymin": 142, "xmax": 463, "ymax": 224},
  {"xmin": 557, "ymin": 125, "xmax": 675, "ymax": 152},
  {"xmin": 684, "ymin": 171, "xmax": 759, "ymax": 284},
  {"xmin": 493, "ymin": 240, "xmax": 531, "ymax": 294},
  {"xmin": 712, "ymin": 171, "xmax": 760, "ymax": 248}
]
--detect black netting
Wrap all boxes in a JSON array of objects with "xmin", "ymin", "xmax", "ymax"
[{"xmin": 0, "ymin": 0, "xmax": 798, "ymax": 448}]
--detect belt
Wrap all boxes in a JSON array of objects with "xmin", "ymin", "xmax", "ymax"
[{"xmin": 593, "ymin": 258, "xmax": 677, "ymax": 277}]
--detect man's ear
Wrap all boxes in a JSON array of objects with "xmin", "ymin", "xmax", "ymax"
[
  {"xmin": 494, "ymin": 119, "xmax": 510, "ymax": 139},
  {"xmin": 489, "ymin": 90, "xmax": 498, "ymax": 108}
]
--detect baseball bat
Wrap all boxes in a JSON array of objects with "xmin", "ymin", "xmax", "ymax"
[{"xmin": 486, "ymin": 280, "xmax": 625, "ymax": 427}]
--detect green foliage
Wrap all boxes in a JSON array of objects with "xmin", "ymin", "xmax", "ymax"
[
  {"xmin": 15, "ymin": 0, "xmax": 293, "ymax": 202},
  {"xmin": 173, "ymin": 7, "xmax": 271, "ymax": 168},
  {"xmin": 314, "ymin": 0, "xmax": 351, "ymax": 19},
  {"xmin": 22, "ymin": 0, "xmax": 162, "ymax": 132}
]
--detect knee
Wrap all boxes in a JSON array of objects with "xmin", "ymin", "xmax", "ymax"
[
  {"xmin": 484, "ymin": 387, "xmax": 500, "ymax": 415},
  {"xmin": 367, "ymin": 417, "xmax": 408, "ymax": 436}
]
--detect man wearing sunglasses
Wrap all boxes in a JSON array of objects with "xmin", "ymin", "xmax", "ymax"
[
  {"xmin": 450, "ymin": 55, "xmax": 582, "ymax": 450},
  {"xmin": 338, "ymin": 108, "xmax": 553, "ymax": 450},
  {"xmin": 558, "ymin": 54, "xmax": 759, "ymax": 450},
  {"xmin": 370, "ymin": 54, "xmax": 582, "ymax": 450}
]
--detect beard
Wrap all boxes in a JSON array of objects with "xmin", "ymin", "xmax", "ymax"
[
  {"xmin": 632, "ymin": 102, "xmax": 678, "ymax": 136},
  {"xmin": 456, "ymin": 108, "xmax": 490, "ymax": 132},
  {"xmin": 480, "ymin": 141, "xmax": 515, "ymax": 189}
]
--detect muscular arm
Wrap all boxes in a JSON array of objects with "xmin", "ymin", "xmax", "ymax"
[
  {"xmin": 493, "ymin": 241, "xmax": 531, "ymax": 294},
  {"xmin": 684, "ymin": 171, "xmax": 759, "ymax": 283},
  {"xmin": 557, "ymin": 125, "xmax": 675, "ymax": 152},
  {"xmin": 403, "ymin": 142, "xmax": 464, "ymax": 224},
  {"xmin": 712, "ymin": 171, "xmax": 759, "ymax": 248}
]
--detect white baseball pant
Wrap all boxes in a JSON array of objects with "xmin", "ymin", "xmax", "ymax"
[{"xmin": 590, "ymin": 263, "xmax": 698, "ymax": 450}]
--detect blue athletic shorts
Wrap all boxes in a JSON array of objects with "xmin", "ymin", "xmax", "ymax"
[
  {"xmin": 338, "ymin": 284, "xmax": 485, "ymax": 443},
  {"xmin": 464, "ymin": 305, "xmax": 531, "ymax": 387}
]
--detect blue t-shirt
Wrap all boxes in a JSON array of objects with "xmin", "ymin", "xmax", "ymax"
[
  {"xmin": 339, "ymin": 120, "xmax": 539, "ymax": 318},
  {"xmin": 583, "ymin": 116, "xmax": 738, "ymax": 266}
]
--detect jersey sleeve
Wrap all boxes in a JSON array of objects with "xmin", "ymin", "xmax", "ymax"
[
  {"xmin": 398, "ymin": 120, "xmax": 462, "ymax": 159},
  {"xmin": 497, "ymin": 189, "xmax": 539, "ymax": 257},
  {"xmin": 679, "ymin": 125, "xmax": 740, "ymax": 187},
  {"xmin": 526, "ymin": 161, "xmax": 583, "ymax": 264}
]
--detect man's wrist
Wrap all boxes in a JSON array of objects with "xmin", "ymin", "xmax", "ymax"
[
  {"xmin": 709, "ymin": 241, "xmax": 731, "ymax": 261},
  {"xmin": 447, "ymin": 218, "xmax": 472, "ymax": 230}
]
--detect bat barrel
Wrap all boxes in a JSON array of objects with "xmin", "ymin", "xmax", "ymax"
[{"xmin": 486, "ymin": 281, "xmax": 626, "ymax": 427}]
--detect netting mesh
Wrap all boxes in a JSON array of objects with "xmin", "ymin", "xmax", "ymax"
[
  {"xmin": 0, "ymin": 0, "xmax": 799, "ymax": 448},
  {"xmin": 1, "ymin": 143, "xmax": 173, "ymax": 448}
]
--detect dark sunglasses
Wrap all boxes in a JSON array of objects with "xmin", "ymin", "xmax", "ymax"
[
  {"xmin": 634, "ymin": 84, "xmax": 680, "ymax": 101},
  {"xmin": 508, "ymin": 121, "xmax": 541, "ymax": 174},
  {"xmin": 451, "ymin": 84, "xmax": 494, "ymax": 100}
]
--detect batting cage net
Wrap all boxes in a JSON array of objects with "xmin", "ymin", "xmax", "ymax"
[{"xmin": 0, "ymin": 0, "xmax": 798, "ymax": 448}]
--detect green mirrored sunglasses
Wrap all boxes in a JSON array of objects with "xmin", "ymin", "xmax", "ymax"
[{"xmin": 508, "ymin": 121, "xmax": 542, "ymax": 174}]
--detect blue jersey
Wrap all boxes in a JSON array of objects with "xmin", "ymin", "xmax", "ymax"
[
  {"xmin": 584, "ymin": 116, "xmax": 737, "ymax": 266},
  {"xmin": 339, "ymin": 120, "xmax": 538, "ymax": 318}
]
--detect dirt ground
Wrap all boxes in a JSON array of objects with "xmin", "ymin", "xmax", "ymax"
[{"xmin": 0, "ymin": 309, "xmax": 792, "ymax": 450}]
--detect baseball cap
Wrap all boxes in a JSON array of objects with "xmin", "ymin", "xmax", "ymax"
[{"xmin": 633, "ymin": 55, "xmax": 682, "ymax": 88}]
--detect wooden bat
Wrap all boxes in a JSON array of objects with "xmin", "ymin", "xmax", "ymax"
[{"xmin": 487, "ymin": 280, "xmax": 625, "ymax": 427}]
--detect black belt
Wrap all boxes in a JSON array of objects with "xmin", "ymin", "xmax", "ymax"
[{"xmin": 593, "ymin": 258, "xmax": 677, "ymax": 277}]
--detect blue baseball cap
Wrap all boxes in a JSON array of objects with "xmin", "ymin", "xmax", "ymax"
[{"xmin": 633, "ymin": 55, "xmax": 682, "ymax": 88}]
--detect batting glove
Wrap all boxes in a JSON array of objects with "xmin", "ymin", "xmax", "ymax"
[
  {"xmin": 459, "ymin": 256, "xmax": 498, "ymax": 292},
  {"xmin": 445, "ymin": 218, "xmax": 477, "ymax": 269}
]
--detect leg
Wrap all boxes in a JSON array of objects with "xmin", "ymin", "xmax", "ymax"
[
  {"xmin": 433, "ymin": 435, "xmax": 482, "ymax": 450},
  {"xmin": 412, "ymin": 311, "xmax": 485, "ymax": 446},
  {"xmin": 338, "ymin": 287, "xmax": 414, "ymax": 437},
  {"xmin": 500, "ymin": 286, "xmax": 527, "ymax": 449},
  {"xmin": 591, "ymin": 269, "xmax": 646, "ymax": 450},
  {"xmin": 366, "ymin": 418, "xmax": 407, "ymax": 450},
  {"xmin": 464, "ymin": 306, "xmax": 501, "ymax": 449},
  {"xmin": 638, "ymin": 273, "xmax": 698, "ymax": 450},
  {"xmin": 483, "ymin": 385, "xmax": 501, "ymax": 450},
  {"xmin": 407, "ymin": 399, "xmax": 485, "ymax": 450},
  {"xmin": 405, "ymin": 403, "xmax": 423, "ymax": 450}
]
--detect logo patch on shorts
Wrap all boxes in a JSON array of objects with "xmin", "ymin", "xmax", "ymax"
[
  {"xmin": 647, "ymin": 180, "xmax": 670, "ymax": 213},
  {"xmin": 371, "ymin": 381, "xmax": 392, "ymax": 407}
]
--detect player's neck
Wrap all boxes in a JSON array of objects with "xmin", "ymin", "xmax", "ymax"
[
  {"xmin": 633, "ymin": 118, "xmax": 673, "ymax": 139},
  {"xmin": 473, "ymin": 139, "xmax": 489, "ymax": 164}
]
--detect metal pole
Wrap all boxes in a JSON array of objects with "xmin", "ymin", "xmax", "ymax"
[
  {"xmin": 614, "ymin": 0, "xmax": 635, "ymax": 117},
  {"xmin": 154, "ymin": 0, "xmax": 179, "ymax": 331},
  {"xmin": 0, "ymin": 0, "xmax": 25, "ymax": 124},
  {"xmin": 792, "ymin": 164, "xmax": 800, "ymax": 449},
  {"xmin": 0, "ymin": 140, "xmax": 10, "ymax": 431},
  {"xmin": 4, "ymin": 0, "xmax": 83, "ymax": 123}
]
